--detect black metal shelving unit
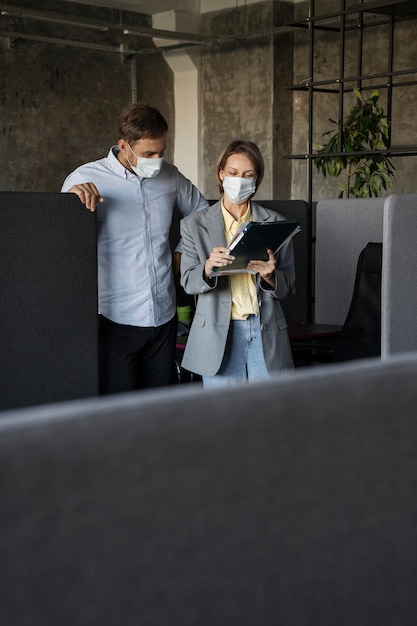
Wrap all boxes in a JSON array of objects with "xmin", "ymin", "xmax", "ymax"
[{"xmin": 284, "ymin": 0, "xmax": 417, "ymax": 206}]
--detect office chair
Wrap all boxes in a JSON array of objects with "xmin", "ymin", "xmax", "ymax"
[
  {"xmin": 291, "ymin": 242, "xmax": 382, "ymax": 366},
  {"xmin": 332, "ymin": 242, "xmax": 382, "ymax": 362}
]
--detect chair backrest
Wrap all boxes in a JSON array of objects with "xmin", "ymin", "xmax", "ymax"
[{"xmin": 333, "ymin": 242, "xmax": 382, "ymax": 361}]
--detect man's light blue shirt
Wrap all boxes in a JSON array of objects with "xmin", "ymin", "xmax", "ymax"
[{"xmin": 62, "ymin": 146, "xmax": 208, "ymax": 327}]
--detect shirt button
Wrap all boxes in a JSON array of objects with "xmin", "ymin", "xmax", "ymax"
[{"xmin": 260, "ymin": 324, "xmax": 267, "ymax": 331}]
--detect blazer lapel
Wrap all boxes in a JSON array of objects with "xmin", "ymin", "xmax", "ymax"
[
  {"xmin": 205, "ymin": 201, "xmax": 227, "ymax": 248},
  {"xmin": 251, "ymin": 201, "xmax": 275, "ymax": 223},
  {"xmin": 202, "ymin": 201, "xmax": 277, "ymax": 252}
]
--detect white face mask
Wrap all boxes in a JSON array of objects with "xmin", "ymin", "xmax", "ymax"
[
  {"xmin": 126, "ymin": 142, "xmax": 164, "ymax": 179},
  {"xmin": 222, "ymin": 176, "xmax": 256, "ymax": 204}
]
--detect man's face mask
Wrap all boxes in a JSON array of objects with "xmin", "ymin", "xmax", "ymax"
[{"xmin": 126, "ymin": 142, "xmax": 164, "ymax": 179}]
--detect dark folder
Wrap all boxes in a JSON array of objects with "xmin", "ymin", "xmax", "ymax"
[{"xmin": 212, "ymin": 219, "xmax": 300, "ymax": 276}]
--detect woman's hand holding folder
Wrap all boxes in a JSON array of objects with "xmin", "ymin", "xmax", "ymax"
[
  {"xmin": 204, "ymin": 246, "xmax": 235, "ymax": 279},
  {"xmin": 247, "ymin": 249, "xmax": 276, "ymax": 287}
]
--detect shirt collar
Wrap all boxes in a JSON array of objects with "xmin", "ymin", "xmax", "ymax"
[
  {"xmin": 221, "ymin": 200, "xmax": 252, "ymax": 234},
  {"xmin": 108, "ymin": 146, "xmax": 168, "ymax": 181},
  {"xmin": 108, "ymin": 145, "xmax": 132, "ymax": 178}
]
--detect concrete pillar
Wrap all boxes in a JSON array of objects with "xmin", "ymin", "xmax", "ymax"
[{"xmin": 153, "ymin": 11, "xmax": 200, "ymax": 188}]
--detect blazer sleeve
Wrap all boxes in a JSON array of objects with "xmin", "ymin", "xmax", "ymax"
[
  {"xmin": 258, "ymin": 237, "xmax": 296, "ymax": 300},
  {"xmin": 180, "ymin": 215, "xmax": 218, "ymax": 295}
]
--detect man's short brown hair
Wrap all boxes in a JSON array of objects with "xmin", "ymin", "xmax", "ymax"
[{"xmin": 118, "ymin": 103, "xmax": 168, "ymax": 143}]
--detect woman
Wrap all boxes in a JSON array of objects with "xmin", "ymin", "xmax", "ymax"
[{"xmin": 180, "ymin": 140, "xmax": 295, "ymax": 387}]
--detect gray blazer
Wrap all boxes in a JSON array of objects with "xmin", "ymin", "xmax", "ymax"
[{"xmin": 179, "ymin": 200, "xmax": 296, "ymax": 377}]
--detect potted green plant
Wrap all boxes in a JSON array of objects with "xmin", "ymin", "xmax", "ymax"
[{"xmin": 313, "ymin": 88, "xmax": 395, "ymax": 198}]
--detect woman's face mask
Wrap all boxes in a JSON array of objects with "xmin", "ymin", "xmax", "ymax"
[
  {"xmin": 222, "ymin": 176, "xmax": 256, "ymax": 204},
  {"xmin": 126, "ymin": 142, "xmax": 164, "ymax": 178}
]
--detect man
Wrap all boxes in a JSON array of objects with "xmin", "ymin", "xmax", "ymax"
[{"xmin": 61, "ymin": 103, "xmax": 208, "ymax": 394}]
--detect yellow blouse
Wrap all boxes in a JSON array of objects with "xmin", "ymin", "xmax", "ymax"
[{"xmin": 221, "ymin": 200, "xmax": 259, "ymax": 320}]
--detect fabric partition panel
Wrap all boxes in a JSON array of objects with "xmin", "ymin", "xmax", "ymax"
[
  {"xmin": 1, "ymin": 354, "xmax": 417, "ymax": 624},
  {"xmin": 382, "ymin": 194, "xmax": 417, "ymax": 358},
  {"xmin": 0, "ymin": 192, "xmax": 98, "ymax": 409},
  {"xmin": 314, "ymin": 198, "xmax": 384, "ymax": 325},
  {"xmin": 257, "ymin": 200, "xmax": 311, "ymax": 324}
]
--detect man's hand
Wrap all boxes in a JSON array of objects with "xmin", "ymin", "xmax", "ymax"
[{"xmin": 68, "ymin": 183, "xmax": 104, "ymax": 212}]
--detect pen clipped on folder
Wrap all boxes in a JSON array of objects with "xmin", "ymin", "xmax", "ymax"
[{"xmin": 227, "ymin": 222, "xmax": 250, "ymax": 250}]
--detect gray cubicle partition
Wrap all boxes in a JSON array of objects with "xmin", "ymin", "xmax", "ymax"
[
  {"xmin": 2, "ymin": 353, "xmax": 417, "ymax": 625},
  {"xmin": 314, "ymin": 198, "xmax": 385, "ymax": 325},
  {"xmin": 382, "ymin": 194, "xmax": 417, "ymax": 358},
  {"xmin": 0, "ymin": 192, "xmax": 98, "ymax": 410}
]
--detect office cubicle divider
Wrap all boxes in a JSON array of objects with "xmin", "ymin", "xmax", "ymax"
[
  {"xmin": 315, "ymin": 194, "xmax": 417, "ymax": 360},
  {"xmin": 1, "ymin": 353, "xmax": 417, "ymax": 625},
  {"xmin": 0, "ymin": 192, "xmax": 98, "ymax": 410},
  {"xmin": 314, "ymin": 198, "xmax": 385, "ymax": 326},
  {"xmin": 382, "ymin": 194, "xmax": 417, "ymax": 358}
]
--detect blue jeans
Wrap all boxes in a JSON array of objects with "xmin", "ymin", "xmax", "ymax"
[{"xmin": 203, "ymin": 315, "xmax": 270, "ymax": 388}]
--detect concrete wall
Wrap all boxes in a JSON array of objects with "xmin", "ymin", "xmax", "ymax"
[
  {"xmin": 0, "ymin": 0, "xmax": 416, "ymax": 201},
  {"xmin": 0, "ymin": 0, "xmax": 174, "ymax": 192},
  {"xmin": 200, "ymin": 2, "xmax": 274, "ymax": 200},
  {"xmin": 199, "ymin": 1, "xmax": 294, "ymax": 200}
]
